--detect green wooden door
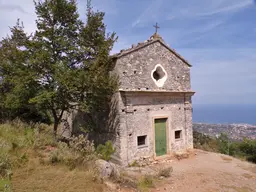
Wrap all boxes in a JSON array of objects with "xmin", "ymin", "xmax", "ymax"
[{"xmin": 154, "ymin": 118, "xmax": 167, "ymax": 156}]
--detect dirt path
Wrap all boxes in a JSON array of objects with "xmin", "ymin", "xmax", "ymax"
[{"xmin": 150, "ymin": 150, "xmax": 256, "ymax": 192}]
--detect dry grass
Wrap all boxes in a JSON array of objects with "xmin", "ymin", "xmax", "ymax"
[
  {"xmin": 12, "ymin": 160, "xmax": 106, "ymax": 192},
  {"xmin": 137, "ymin": 175, "xmax": 155, "ymax": 192},
  {"xmin": 157, "ymin": 166, "xmax": 173, "ymax": 178},
  {"xmin": 0, "ymin": 121, "xmax": 111, "ymax": 192}
]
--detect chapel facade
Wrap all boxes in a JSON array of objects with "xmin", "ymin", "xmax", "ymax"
[{"xmin": 109, "ymin": 32, "xmax": 195, "ymax": 165}]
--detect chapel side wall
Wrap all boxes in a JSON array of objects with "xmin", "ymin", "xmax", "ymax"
[
  {"xmin": 114, "ymin": 41, "xmax": 191, "ymax": 91},
  {"xmin": 59, "ymin": 92, "xmax": 124, "ymax": 165},
  {"xmin": 121, "ymin": 93, "xmax": 191, "ymax": 165},
  {"xmin": 107, "ymin": 91, "xmax": 127, "ymax": 165},
  {"xmin": 185, "ymin": 95, "xmax": 193, "ymax": 149}
]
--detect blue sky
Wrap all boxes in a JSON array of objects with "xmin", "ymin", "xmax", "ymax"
[{"xmin": 0, "ymin": 0, "xmax": 255, "ymax": 105}]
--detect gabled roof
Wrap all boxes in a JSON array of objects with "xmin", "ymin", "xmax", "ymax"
[{"xmin": 111, "ymin": 33, "xmax": 192, "ymax": 67}]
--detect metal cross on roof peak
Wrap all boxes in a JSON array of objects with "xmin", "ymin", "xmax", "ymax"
[{"xmin": 153, "ymin": 22, "xmax": 160, "ymax": 33}]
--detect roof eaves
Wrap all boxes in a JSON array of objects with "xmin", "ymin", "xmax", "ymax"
[
  {"xmin": 111, "ymin": 39, "xmax": 192, "ymax": 67},
  {"xmin": 111, "ymin": 39, "xmax": 156, "ymax": 58},
  {"xmin": 159, "ymin": 42, "xmax": 192, "ymax": 67}
]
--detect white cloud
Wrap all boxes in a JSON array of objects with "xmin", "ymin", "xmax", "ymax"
[
  {"xmin": 179, "ymin": 48, "xmax": 256, "ymax": 104},
  {"xmin": 0, "ymin": 0, "xmax": 36, "ymax": 38},
  {"xmin": 0, "ymin": 0, "xmax": 120, "ymax": 39},
  {"xmin": 0, "ymin": 4, "xmax": 27, "ymax": 14},
  {"xmin": 129, "ymin": 0, "xmax": 254, "ymax": 49},
  {"xmin": 193, "ymin": 20, "xmax": 224, "ymax": 33},
  {"xmin": 132, "ymin": 0, "xmax": 164, "ymax": 28},
  {"xmin": 167, "ymin": 0, "xmax": 253, "ymax": 19},
  {"xmin": 196, "ymin": 0, "xmax": 252, "ymax": 16},
  {"xmin": 77, "ymin": 0, "xmax": 119, "ymax": 16}
]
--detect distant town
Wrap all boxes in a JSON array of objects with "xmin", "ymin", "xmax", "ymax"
[{"xmin": 193, "ymin": 123, "xmax": 256, "ymax": 141}]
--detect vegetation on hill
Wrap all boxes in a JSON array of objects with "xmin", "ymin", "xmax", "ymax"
[
  {"xmin": 193, "ymin": 131, "xmax": 256, "ymax": 163},
  {"xmin": 0, "ymin": 120, "xmax": 116, "ymax": 191},
  {"xmin": 0, "ymin": 2, "xmax": 119, "ymax": 189},
  {"xmin": 0, "ymin": 0, "xmax": 118, "ymax": 136}
]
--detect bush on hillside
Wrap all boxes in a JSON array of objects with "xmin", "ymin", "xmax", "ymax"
[
  {"xmin": 0, "ymin": 153, "xmax": 12, "ymax": 179},
  {"xmin": 193, "ymin": 131, "xmax": 218, "ymax": 152},
  {"xmin": 0, "ymin": 121, "xmax": 57, "ymax": 180},
  {"xmin": 230, "ymin": 139, "xmax": 256, "ymax": 163},
  {"xmin": 49, "ymin": 134, "xmax": 97, "ymax": 169},
  {"xmin": 69, "ymin": 135, "xmax": 95, "ymax": 155},
  {"xmin": 33, "ymin": 123, "xmax": 57, "ymax": 149},
  {"xmin": 96, "ymin": 141, "xmax": 115, "ymax": 161},
  {"xmin": 194, "ymin": 131, "xmax": 256, "ymax": 164},
  {"xmin": 216, "ymin": 133, "xmax": 230, "ymax": 154},
  {"xmin": 137, "ymin": 175, "xmax": 155, "ymax": 191}
]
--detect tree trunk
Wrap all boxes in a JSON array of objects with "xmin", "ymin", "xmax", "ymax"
[
  {"xmin": 53, "ymin": 121, "xmax": 58, "ymax": 140},
  {"xmin": 52, "ymin": 109, "xmax": 64, "ymax": 140}
]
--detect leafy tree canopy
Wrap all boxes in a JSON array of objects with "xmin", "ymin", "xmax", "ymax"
[{"xmin": 0, "ymin": 0, "xmax": 118, "ymax": 136}]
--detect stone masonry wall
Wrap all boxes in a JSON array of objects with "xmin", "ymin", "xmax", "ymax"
[
  {"xmin": 118, "ymin": 92, "xmax": 193, "ymax": 166},
  {"xmin": 114, "ymin": 41, "xmax": 191, "ymax": 91},
  {"xmin": 59, "ymin": 92, "xmax": 124, "ymax": 165}
]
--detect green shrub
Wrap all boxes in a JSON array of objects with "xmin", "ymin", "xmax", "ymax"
[
  {"xmin": 0, "ymin": 121, "xmax": 36, "ymax": 150},
  {"xmin": 233, "ymin": 139, "xmax": 256, "ymax": 163},
  {"xmin": 194, "ymin": 131, "xmax": 256, "ymax": 164},
  {"xmin": 12, "ymin": 152, "xmax": 29, "ymax": 168},
  {"xmin": 193, "ymin": 131, "xmax": 218, "ymax": 152},
  {"xmin": 0, "ymin": 179, "xmax": 11, "ymax": 192},
  {"xmin": 33, "ymin": 125, "xmax": 56, "ymax": 149},
  {"xmin": 49, "ymin": 145, "xmax": 65, "ymax": 164},
  {"xmin": 0, "ymin": 153, "xmax": 12, "ymax": 179},
  {"xmin": 96, "ymin": 141, "xmax": 115, "ymax": 161},
  {"xmin": 49, "ymin": 142, "xmax": 78, "ymax": 167},
  {"xmin": 0, "ymin": 121, "xmax": 56, "ymax": 180},
  {"xmin": 23, "ymin": 128, "xmax": 35, "ymax": 146},
  {"xmin": 216, "ymin": 133, "xmax": 230, "ymax": 154},
  {"xmin": 49, "ymin": 135, "xmax": 97, "ymax": 169},
  {"xmin": 137, "ymin": 175, "xmax": 154, "ymax": 192},
  {"xmin": 238, "ymin": 139, "xmax": 256, "ymax": 155},
  {"xmin": 247, "ymin": 154, "xmax": 256, "ymax": 163},
  {"xmin": 69, "ymin": 135, "xmax": 95, "ymax": 155}
]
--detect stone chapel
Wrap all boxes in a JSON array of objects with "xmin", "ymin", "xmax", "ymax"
[
  {"xmin": 108, "ymin": 31, "xmax": 195, "ymax": 165},
  {"xmin": 61, "ymin": 30, "xmax": 195, "ymax": 166}
]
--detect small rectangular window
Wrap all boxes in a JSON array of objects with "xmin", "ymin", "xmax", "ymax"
[
  {"xmin": 175, "ymin": 130, "xmax": 182, "ymax": 139},
  {"xmin": 137, "ymin": 135, "xmax": 147, "ymax": 146}
]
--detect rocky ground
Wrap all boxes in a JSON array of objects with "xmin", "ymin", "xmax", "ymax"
[
  {"xmin": 11, "ymin": 149, "xmax": 256, "ymax": 192},
  {"xmin": 118, "ymin": 149, "xmax": 256, "ymax": 192}
]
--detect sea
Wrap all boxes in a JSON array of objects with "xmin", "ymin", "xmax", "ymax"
[{"xmin": 193, "ymin": 104, "xmax": 256, "ymax": 125}]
